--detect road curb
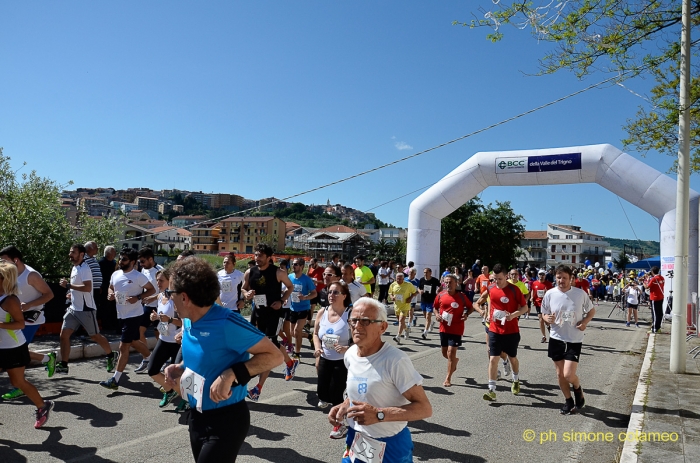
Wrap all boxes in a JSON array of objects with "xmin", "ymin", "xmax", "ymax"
[
  {"xmin": 32, "ymin": 337, "xmax": 159, "ymax": 362},
  {"xmin": 619, "ymin": 332, "xmax": 655, "ymax": 463}
]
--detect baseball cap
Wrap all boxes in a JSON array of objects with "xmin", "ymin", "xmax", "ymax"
[{"xmin": 538, "ymin": 269, "xmax": 546, "ymax": 275}]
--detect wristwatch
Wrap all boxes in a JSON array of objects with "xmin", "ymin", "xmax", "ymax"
[{"xmin": 377, "ymin": 409, "xmax": 385, "ymax": 421}]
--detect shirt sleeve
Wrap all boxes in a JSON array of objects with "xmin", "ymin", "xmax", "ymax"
[
  {"xmin": 137, "ymin": 272, "xmax": 150, "ymax": 288},
  {"xmin": 224, "ymin": 311, "xmax": 265, "ymax": 358},
  {"xmin": 80, "ymin": 265, "xmax": 93, "ymax": 284},
  {"xmin": 541, "ymin": 292, "xmax": 551, "ymax": 315},
  {"xmin": 390, "ymin": 351, "xmax": 424, "ymax": 394},
  {"xmin": 305, "ymin": 276, "xmax": 315, "ymax": 294}
]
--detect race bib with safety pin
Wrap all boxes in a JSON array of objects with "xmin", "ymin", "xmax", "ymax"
[
  {"xmin": 493, "ymin": 309, "xmax": 508, "ymax": 325},
  {"xmin": 441, "ymin": 311, "xmax": 453, "ymax": 326},
  {"xmin": 291, "ymin": 292, "xmax": 301, "ymax": 303},
  {"xmin": 348, "ymin": 431, "xmax": 386, "ymax": 463},
  {"xmin": 537, "ymin": 290, "xmax": 545, "ymax": 298},
  {"xmin": 253, "ymin": 294, "xmax": 267, "ymax": 307},
  {"xmin": 560, "ymin": 310, "xmax": 576, "ymax": 326},
  {"xmin": 180, "ymin": 367, "xmax": 205, "ymax": 412},
  {"xmin": 115, "ymin": 292, "xmax": 127, "ymax": 306},
  {"xmin": 323, "ymin": 334, "xmax": 340, "ymax": 348},
  {"xmin": 221, "ymin": 280, "xmax": 233, "ymax": 292},
  {"xmin": 395, "ymin": 294, "xmax": 404, "ymax": 302},
  {"xmin": 157, "ymin": 322, "xmax": 170, "ymax": 337},
  {"xmin": 424, "ymin": 285, "xmax": 432, "ymax": 294}
]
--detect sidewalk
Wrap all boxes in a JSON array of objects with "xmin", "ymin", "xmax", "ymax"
[{"xmin": 621, "ymin": 327, "xmax": 700, "ymax": 463}]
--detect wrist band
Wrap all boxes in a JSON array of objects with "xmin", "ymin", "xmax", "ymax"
[{"xmin": 230, "ymin": 362, "xmax": 252, "ymax": 386}]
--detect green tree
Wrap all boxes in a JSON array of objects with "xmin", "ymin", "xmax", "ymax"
[
  {"xmin": 0, "ymin": 149, "xmax": 74, "ymax": 280},
  {"xmin": 77, "ymin": 215, "xmax": 124, "ymax": 256},
  {"xmin": 440, "ymin": 198, "xmax": 525, "ymax": 270},
  {"xmin": 461, "ymin": 1, "xmax": 700, "ymax": 170}
]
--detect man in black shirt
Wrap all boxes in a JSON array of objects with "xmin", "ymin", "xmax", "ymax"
[
  {"xmin": 419, "ymin": 267, "xmax": 442, "ymax": 340},
  {"xmin": 97, "ymin": 245, "xmax": 118, "ymax": 331}
]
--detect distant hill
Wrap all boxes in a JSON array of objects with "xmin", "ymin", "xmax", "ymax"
[{"xmin": 605, "ymin": 237, "xmax": 660, "ymax": 257}]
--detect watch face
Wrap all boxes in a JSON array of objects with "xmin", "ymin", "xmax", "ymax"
[{"xmin": 377, "ymin": 411, "xmax": 385, "ymax": 420}]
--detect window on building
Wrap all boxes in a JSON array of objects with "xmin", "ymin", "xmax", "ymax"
[
  {"xmin": 562, "ymin": 245, "xmax": 567, "ymax": 251},
  {"xmin": 566, "ymin": 235, "xmax": 573, "ymax": 239},
  {"xmin": 551, "ymin": 245, "xmax": 556, "ymax": 252},
  {"xmin": 552, "ymin": 234, "xmax": 560, "ymax": 239},
  {"xmin": 595, "ymin": 247, "xmax": 599, "ymax": 254},
  {"xmin": 572, "ymin": 245, "xmax": 576, "ymax": 252},
  {"xmin": 572, "ymin": 256, "xmax": 576, "ymax": 264}
]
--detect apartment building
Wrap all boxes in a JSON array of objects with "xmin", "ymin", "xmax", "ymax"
[
  {"xmin": 172, "ymin": 215, "xmax": 207, "ymax": 227},
  {"xmin": 135, "ymin": 196, "xmax": 159, "ymax": 212},
  {"xmin": 546, "ymin": 224, "xmax": 609, "ymax": 267},
  {"xmin": 516, "ymin": 231, "xmax": 548, "ymax": 268},
  {"xmin": 217, "ymin": 216, "xmax": 286, "ymax": 254},
  {"xmin": 190, "ymin": 222, "xmax": 221, "ymax": 253}
]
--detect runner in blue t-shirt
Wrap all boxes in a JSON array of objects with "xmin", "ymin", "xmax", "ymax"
[
  {"xmin": 164, "ymin": 257, "xmax": 283, "ymax": 463},
  {"xmin": 286, "ymin": 258, "xmax": 318, "ymax": 359}
]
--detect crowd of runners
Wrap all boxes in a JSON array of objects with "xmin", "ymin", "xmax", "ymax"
[{"xmin": 0, "ymin": 242, "xmax": 666, "ymax": 462}]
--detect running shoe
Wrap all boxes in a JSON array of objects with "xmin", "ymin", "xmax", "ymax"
[
  {"xmin": 511, "ymin": 381, "xmax": 520, "ymax": 395},
  {"xmin": 635, "ymin": 323, "xmax": 640, "ymax": 328},
  {"xmin": 412, "ymin": 317, "xmax": 417, "ymax": 327},
  {"xmin": 482, "ymin": 390, "xmax": 497, "ymax": 401},
  {"xmin": 2, "ymin": 388, "xmax": 25, "ymax": 400},
  {"xmin": 573, "ymin": 387, "xmax": 585, "ymax": 410},
  {"xmin": 317, "ymin": 400, "xmax": 330, "ymax": 409},
  {"xmin": 159, "ymin": 386, "xmax": 166, "ymax": 394},
  {"xmin": 106, "ymin": 353, "xmax": 117, "ymax": 373},
  {"xmin": 303, "ymin": 323, "xmax": 312, "ymax": 334},
  {"xmin": 175, "ymin": 400, "xmax": 190, "ymax": 412},
  {"xmin": 284, "ymin": 359, "xmax": 299, "ymax": 381},
  {"xmin": 560, "ymin": 399, "xmax": 576, "ymax": 415},
  {"xmin": 45, "ymin": 352, "xmax": 57, "ymax": 378},
  {"xmin": 99, "ymin": 377, "xmax": 119, "ymax": 391},
  {"xmin": 34, "ymin": 400, "xmax": 55, "ymax": 429},
  {"xmin": 625, "ymin": 322, "xmax": 631, "ymax": 327},
  {"xmin": 403, "ymin": 331, "xmax": 408, "ymax": 340},
  {"xmin": 247, "ymin": 385, "xmax": 261, "ymax": 402},
  {"xmin": 541, "ymin": 336, "xmax": 547, "ymax": 343},
  {"xmin": 421, "ymin": 332, "xmax": 427, "ymax": 340},
  {"xmin": 497, "ymin": 370, "xmax": 502, "ymax": 381},
  {"xmin": 329, "ymin": 424, "xmax": 348, "ymax": 439},
  {"xmin": 503, "ymin": 359, "xmax": 511, "ymax": 377},
  {"xmin": 292, "ymin": 352, "xmax": 301, "ymax": 361},
  {"xmin": 159, "ymin": 389, "xmax": 178, "ymax": 408},
  {"xmin": 134, "ymin": 359, "xmax": 149, "ymax": 374},
  {"xmin": 56, "ymin": 363, "xmax": 69, "ymax": 374},
  {"xmin": 392, "ymin": 321, "xmax": 399, "ymax": 326},
  {"xmin": 393, "ymin": 335, "xmax": 401, "ymax": 345}
]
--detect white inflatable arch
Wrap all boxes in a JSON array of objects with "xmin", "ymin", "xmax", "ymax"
[{"xmin": 407, "ymin": 144, "xmax": 699, "ymax": 299}]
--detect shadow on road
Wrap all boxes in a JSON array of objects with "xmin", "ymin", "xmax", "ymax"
[{"xmin": 0, "ymin": 427, "xmax": 118, "ymax": 463}]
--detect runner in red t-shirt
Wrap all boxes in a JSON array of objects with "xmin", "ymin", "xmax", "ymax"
[
  {"xmin": 644, "ymin": 266, "xmax": 665, "ymax": 333},
  {"xmin": 483, "ymin": 264, "xmax": 527, "ymax": 402},
  {"xmin": 574, "ymin": 276, "xmax": 590, "ymax": 297},
  {"xmin": 434, "ymin": 274, "xmax": 473, "ymax": 387},
  {"xmin": 306, "ymin": 258, "xmax": 326, "ymax": 337},
  {"xmin": 531, "ymin": 270, "xmax": 554, "ymax": 343}
]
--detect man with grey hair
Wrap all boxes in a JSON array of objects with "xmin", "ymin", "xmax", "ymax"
[{"xmin": 328, "ymin": 298, "xmax": 432, "ymax": 455}]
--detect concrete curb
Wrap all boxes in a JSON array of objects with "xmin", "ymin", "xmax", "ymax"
[
  {"xmin": 33, "ymin": 337, "xmax": 159, "ymax": 362},
  {"xmin": 619, "ymin": 332, "xmax": 656, "ymax": 463}
]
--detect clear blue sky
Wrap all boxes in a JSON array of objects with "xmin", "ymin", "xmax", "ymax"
[{"xmin": 1, "ymin": 2, "xmax": 695, "ymax": 243}]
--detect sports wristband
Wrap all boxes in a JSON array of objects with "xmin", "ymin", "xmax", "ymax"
[{"xmin": 230, "ymin": 362, "xmax": 252, "ymax": 386}]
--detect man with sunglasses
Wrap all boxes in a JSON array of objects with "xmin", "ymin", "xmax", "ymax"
[
  {"xmin": 100, "ymin": 248, "xmax": 156, "ymax": 391},
  {"xmin": 287, "ymin": 258, "xmax": 317, "ymax": 359},
  {"xmin": 328, "ymin": 298, "xmax": 432, "ymax": 462},
  {"xmin": 242, "ymin": 243, "xmax": 298, "ymax": 402}
]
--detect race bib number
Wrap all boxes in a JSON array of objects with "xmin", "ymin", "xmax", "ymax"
[
  {"xmin": 424, "ymin": 285, "xmax": 432, "ymax": 294},
  {"xmin": 115, "ymin": 292, "xmax": 127, "ymax": 306},
  {"xmin": 441, "ymin": 311, "xmax": 453, "ymax": 326},
  {"xmin": 348, "ymin": 431, "xmax": 386, "ymax": 463},
  {"xmin": 221, "ymin": 280, "xmax": 233, "ymax": 292},
  {"xmin": 537, "ymin": 290, "xmax": 545, "ymax": 298},
  {"xmin": 500, "ymin": 297, "xmax": 510, "ymax": 304},
  {"xmin": 253, "ymin": 294, "xmax": 267, "ymax": 307},
  {"xmin": 493, "ymin": 309, "xmax": 508, "ymax": 325},
  {"xmin": 180, "ymin": 367, "xmax": 205, "ymax": 412},
  {"xmin": 394, "ymin": 294, "xmax": 404, "ymax": 302},
  {"xmin": 323, "ymin": 334, "xmax": 340, "ymax": 348},
  {"xmin": 157, "ymin": 322, "xmax": 170, "ymax": 337},
  {"xmin": 560, "ymin": 310, "xmax": 576, "ymax": 326},
  {"xmin": 291, "ymin": 292, "xmax": 301, "ymax": 303}
]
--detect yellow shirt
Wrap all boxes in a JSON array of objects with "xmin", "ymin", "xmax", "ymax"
[
  {"xmin": 355, "ymin": 266, "xmax": 374, "ymax": 294},
  {"xmin": 389, "ymin": 281, "xmax": 416, "ymax": 312},
  {"xmin": 510, "ymin": 280, "xmax": 529, "ymax": 296}
]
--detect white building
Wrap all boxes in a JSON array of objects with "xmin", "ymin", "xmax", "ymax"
[{"xmin": 546, "ymin": 224, "xmax": 609, "ymax": 267}]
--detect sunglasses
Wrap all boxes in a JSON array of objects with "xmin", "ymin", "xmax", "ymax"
[
  {"xmin": 323, "ymin": 273, "xmax": 335, "ymax": 277},
  {"xmin": 164, "ymin": 289, "xmax": 180, "ymax": 297},
  {"xmin": 348, "ymin": 318, "xmax": 383, "ymax": 327},
  {"xmin": 328, "ymin": 290, "xmax": 343, "ymax": 296},
  {"xmin": 293, "ymin": 263, "xmax": 304, "ymax": 267}
]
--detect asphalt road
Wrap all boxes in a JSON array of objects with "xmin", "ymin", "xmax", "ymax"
[{"xmin": 0, "ymin": 301, "xmax": 647, "ymax": 463}]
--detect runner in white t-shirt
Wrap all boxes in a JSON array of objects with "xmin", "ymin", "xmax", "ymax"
[
  {"xmin": 101, "ymin": 248, "xmax": 156, "ymax": 391},
  {"xmin": 135, "ymin": 247, "xmax": 163, "ymax": 373},
  {"xmin": 217, "ymin": 253, "xmax": 244, "ymax": 312},
  {"xmin": 541, "ymin": 264, "xmax": 595, "ymax": 415},
  {"xmin": 341, "ymin": 264, "xmax": 367, "ymax": 305}
]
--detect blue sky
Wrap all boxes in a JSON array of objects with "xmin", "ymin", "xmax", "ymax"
[{"xmin": 1, "ymin": 2, "xmax": 695, "ymax": 242}]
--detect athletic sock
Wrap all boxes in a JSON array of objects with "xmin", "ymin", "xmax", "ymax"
[
  {"xmin": 286, "ymin": 359, "xmax": 294, "ymax": 368},
  {"xmin": 60, "ymin": 361, "xmax": 68, "ymax": 367},
  {"xmin": 143, "ymin": 356, "xmax": 150, "ymax": 361},
  {"xmin": 256, "ymin": 383, "xmax": 263, "ymax": 392},
  {"xmin": 113, "ymin": 371, "xmax": 122, "ymax": 382},
  {"xmin": 488, "ymin": 380, "xmax": 496, "ymax": 392},
  {"xmin": 512, "ymin": 374, "xmax": 519, "ymax": 381},
  {"xmin": 42, "ymin": 354, "xmax": 50, "ymax": 363}
]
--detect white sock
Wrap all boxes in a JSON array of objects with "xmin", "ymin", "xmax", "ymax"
[
  {"xmin": 42, "ymin": 355, "xmax": 50, "ymax": 363},
  {"xmin": 143, "ymin": 356, "xmax": 150, "ymax": 361},
  {"xmin": 513, "ymin": 373, "xmax": 519, "ymax": 381},
  {"xmin": 113, "ymin": 371, "xmax": 122, "ymax": 382},
  {"xmin": 488, "ymin": 380, "xmax": 496, "ymax": 391}
]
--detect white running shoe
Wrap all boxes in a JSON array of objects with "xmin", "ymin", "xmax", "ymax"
[
  {"xmin": 393, "ymin": 335, "xmax": 401, "ymax": 345},
  {"xmin": 329, "ymin": 424, "xmax": 348, "ymax": 439},
  {"xmin": 503, "ymin": 359, "xmax": 512, "ymax": 377}
]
